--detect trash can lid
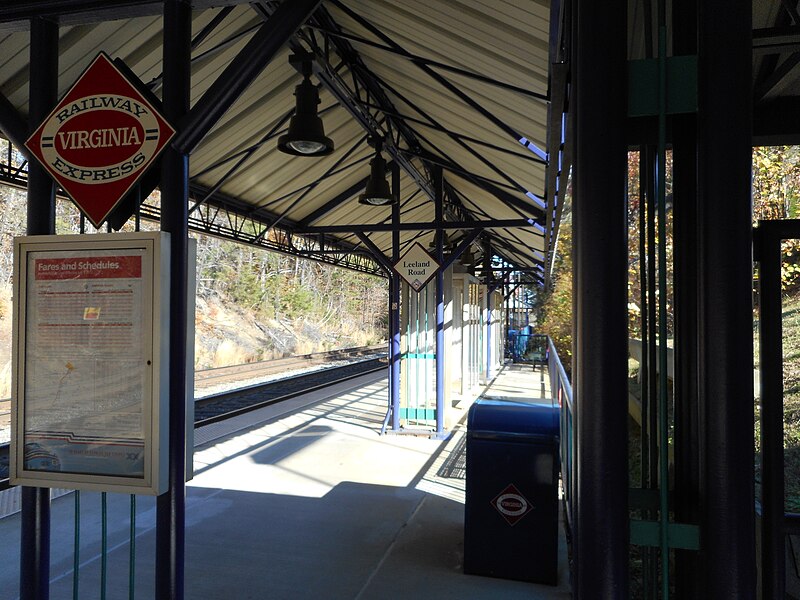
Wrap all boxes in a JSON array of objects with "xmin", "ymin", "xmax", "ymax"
[{"xmin": 467, "ymin": 398, "xmax": 559, "ymax": 439}]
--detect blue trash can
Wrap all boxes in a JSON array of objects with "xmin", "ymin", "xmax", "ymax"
[{"xmin": 464, "ymin": 398, "xmax": 560, "ymax": 584}]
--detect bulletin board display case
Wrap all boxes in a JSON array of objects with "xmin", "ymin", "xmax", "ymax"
[{"xmin": 11, "ymin": 232, "xmax": 170, "ymax": 495}]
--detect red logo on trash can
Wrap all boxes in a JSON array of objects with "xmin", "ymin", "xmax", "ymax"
[{"xmin": 491, "ymin": 484, "xmax": 533, "ymax": 526}]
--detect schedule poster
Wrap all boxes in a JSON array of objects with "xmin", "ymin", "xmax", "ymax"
[{"xmin": 21, "ymin": 249, "xmax": 147, "ymax": 478}]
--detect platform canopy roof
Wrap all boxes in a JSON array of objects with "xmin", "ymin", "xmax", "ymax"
[
  {"xmin": 0, "ymin": 0, "xmax": 558, "ymax": 286},
  {"xmin": 1, "ymin": 0, "xmax": 799, "ymax": 286}
]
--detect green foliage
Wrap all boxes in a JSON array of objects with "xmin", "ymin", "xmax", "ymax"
[
  {"xmin": 753, "ymin": 146, "xmax": 800, "ymax": 222},
  {"xmin": 627, "ymin": 150, "xmax": 674, "ymax": 340},
  {"xmin": 537, "ymin": 213, "xmax": 573, "ymax": 371},
  {"xmin": 224, "ymin": 264, "xmax": 263, "ymax": 309},
  {"xmin": 280, "ymin": 283, "xmax": 314, "ymax": 317},
  {"xmin": 753, "ymin": 146, "xmax": 800, "ymax": 294},
  {"xmin": 0, "ymin": 136, "xmax": 388, "ymax": 360},
  {"xmin": 193, "ymin": 233, "xmax": 387, "ymax": 334}
]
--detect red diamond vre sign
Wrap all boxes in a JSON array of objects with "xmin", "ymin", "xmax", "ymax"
[{"xmin": 26, "ymin": 52, "xmax": 175, "ymax": 228}]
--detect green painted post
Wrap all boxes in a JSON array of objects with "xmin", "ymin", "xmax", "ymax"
[
  {"xmin": 73, "ymin": 492, "xmax": 80, "ymax": 600},
  {"xmin": 101, "ymin": 492, "xmax": 107, "ymax": 600},
  {"xmin": 129, "ymin": 495, "xmax": 136, "ymax": 600}
]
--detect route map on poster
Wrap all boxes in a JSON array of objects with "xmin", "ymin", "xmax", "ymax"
[{"xmin": 22, "ymin": 249, "xmax": 147, "ymax": 478}]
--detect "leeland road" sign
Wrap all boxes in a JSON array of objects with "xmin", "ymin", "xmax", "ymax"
[
  {"xmin": 26, "ymin": 52, "xmax": 175, "ymax": 228},
  {"xmin": 394, "ymin": 242, "xmax": 440, "ymax": 292}
]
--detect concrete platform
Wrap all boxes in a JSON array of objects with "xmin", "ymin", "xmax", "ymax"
[{"xmin": 0, "ymin": 364, "xmax": 571, "ymax": 599}]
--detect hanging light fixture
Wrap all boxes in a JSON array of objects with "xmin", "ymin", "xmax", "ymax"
[
  {"xmin": 278, "ymin": 54, "xmax": 334, "ymax": 157},
  {"xmin": 358, "ymin": 139, "xmax": 394, "ymax": 205},
  {"xmin": 460, "ymin": 245, "xmax": 476, "ymax": 267},
  {"xmin": 428, "ymin": 231, "xmax": 453, "ymax": 255}
]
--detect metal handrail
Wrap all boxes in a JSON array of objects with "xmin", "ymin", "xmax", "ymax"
[{"xmin": 546, "ymin": 336, "xmax": 574, "ymax": 530}]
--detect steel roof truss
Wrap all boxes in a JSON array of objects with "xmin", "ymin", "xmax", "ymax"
[
  {"xmin": 545, "ymin": 62, "xmax": 569, "ymax": 266},
  {"xmin": 448, "ymin": 168, "xmax": 543, "ymax": 221},
  {"xmin": 305, "ymin": 23, "xmax": 548, "ymax": 102},
  {"xmin": 330, "ymin": 0, "xmax": 543, "ymax": 145},
  {"xmin": 255, "ymin": 133, "xmax": 371, "ymax": 214},
  {"xmin": 189, "ymin": 103, "xmax": 338, "ymax": 181},
  {"xmin": 354, "ymin": 232, "xmax": 392, "ymax": 273},
  {"xmin": 440, "ymin": 227, "xmax": 483, "ymax": 272},
  {"xmin": 256, "ymin": 1, "xmax": 437, "ymax": 202},
  {"xmin": 189, "ymin": 110, "xmax": 295, "ymax": 216},
  {"xmin": 407, "ymin": 148, "xmax": 538, "ymax": 221},
  {"xmin": 755, "ymin": 51, "xmax": 800, "ymax": 101},
  {"xmin": 147, "ymin": 6, "xmax": 244, "ymax": 93},
  {"xmin": 360, "ymin": 102, "xmax": 545, "ymax": 165},
  {"xmin": 753, "ymin": 26, "xmax": 800, "ymax": 55},
  {"xmin": 0, "ymin": 91, "xmax": 28, "ymax": 155},
  {"xmin": 173, "ymin": 0, "xmax": 323, "ymax": 155},
  {"xmin": 296, "ymin": 218, "xmax": 537, "ymax": 235},
  {"xmin": 179, "ymin": 191, "xmax": 383, "ymax": 275},
  {"xmin": 371, "ymin": 70, "xmax": 545, "ymax": 205},
  {"xmin": 445, "ymin": 187, "xmax": 527, "ymax": 269},
  {"xmin": 296, "ymin": 159, "xmax": 396, "ymax": 227}
]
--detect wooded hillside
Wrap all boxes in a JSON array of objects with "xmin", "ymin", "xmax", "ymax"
[{"xmin": 0, "ymin": 167, "xmax": 388, "ymax": 395}]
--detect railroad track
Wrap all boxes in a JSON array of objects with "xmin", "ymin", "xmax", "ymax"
[
  {"xmin": 194, "ymin": 356, "xmax": 385, "ymax": 425},
  {"xmin": 194, "ymin": 345, "xmax": 384, "ymax": 393},
  {"xmin": 0, "ymin": 353, "xmax": 386, "ymax": 490}
]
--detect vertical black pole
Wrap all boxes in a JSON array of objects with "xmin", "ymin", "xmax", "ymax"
[
  {"xmin": 433, "ymin": 166, "xmax": 445, "ymax": 435},
  {"xmin": 21, "ymin": 16, "xmax": 58, "ymax": 600},
  {"xmin": 759, "ymin": 231, "xmax": 785, "ymax": 598},
  {"xmin": 573, "ymin": 0, "xmax": 628, "ymax": 597},
  {"xmin": 644, "ymin": 147, "xmax": 659, "ymax": 497},
  {"xmin": 672, "ymin": 0, "xmax": 700, "ymax": 595},
  {"xmin": 157, "ymin": 2, "xmax": 190, "ymax": 598},
  {"xmin": 483, "ymin": 240, "xmax": 492, "ymax": 381},
  {"xmin": 505, "ymin": 267, "xmax": 511, "ymax": 335},
  {"xmin": 567, "ymin": 5, "xmax": 581, "ymax": 584},
  {"xmin": 391, "ymin": 164, "xmax": 401, "ymax": 431},
  {"xmin": 697, "ymin": 0, "xmax": 755, "ymax": 597}
]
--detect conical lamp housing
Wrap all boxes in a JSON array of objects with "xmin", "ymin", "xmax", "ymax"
[
  {"xmin": 278, "ymin": 78, "xmax": 334, "ymax": 157},
  {"xmin": 358, "ymin": 151, "xmax": 394, "ymax": 205}
]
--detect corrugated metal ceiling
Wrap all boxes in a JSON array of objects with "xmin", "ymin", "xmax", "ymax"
[{"xmin": 0, "ymin": 0, "xmax": 551, "ymax": 282}]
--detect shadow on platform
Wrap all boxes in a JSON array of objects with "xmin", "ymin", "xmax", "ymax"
[{"xmin": 0, "ymin": 369, "xmax": 571, "ymax": 600}]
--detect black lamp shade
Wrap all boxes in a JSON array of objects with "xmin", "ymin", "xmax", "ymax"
[
  {"xmin": 428, "ymin": 231, "xmax": 453, "ymax": 254},
  {"xmin": 461, "ymin": 247, "xmax": 476, "ymax": 266},
  {"xmin": 278, "ymin": 78, "xmax": 334, "ymax": 157},
  {"xmin": 358, "ymin": 151, "xmax": 394, "ymax": 205}
]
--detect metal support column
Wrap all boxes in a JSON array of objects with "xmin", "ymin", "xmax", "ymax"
[
  {"xmin": 21, "ymin": 16, "xmax": 58, "ymax": 600},
  {"xmin": 573, "ymin": 0, "xmax": 628, "ymax": 597},
  {"xmin": 505, "ymin": 266, "xmax": 511, "ymax": 334},
  {"xmin": 758, "ymin": 225, "xmax": 786, "ymax": 598},
  {"xmin": 672, "ymin": 0, "xmax": 700, "ymax": 596},
  {"xmin": 483, "ymin": 240, "xmax": 492, "ymax": 381},
  {"xmin": 390, "ymin": 163, "xmax": 401, "ymax": 431},
  {"xmin": 697, "ymin": 0, "xmax": 755, "ymax": 596},
  {"xmin": 156, "ymin": 2, "xmax": 191, "ymax": 598},
  {"xmin": 433, "ymin": 166, "xmax": 445, "ymax": 435}
]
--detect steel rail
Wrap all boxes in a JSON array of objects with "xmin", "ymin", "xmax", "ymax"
[
  {"xmin": 0, "ymin": 351, "xmax": 386, "ymax": 491},
  {"xmin": 194, "ymin": 358, "xmax": 385, "ymax": 427}
]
